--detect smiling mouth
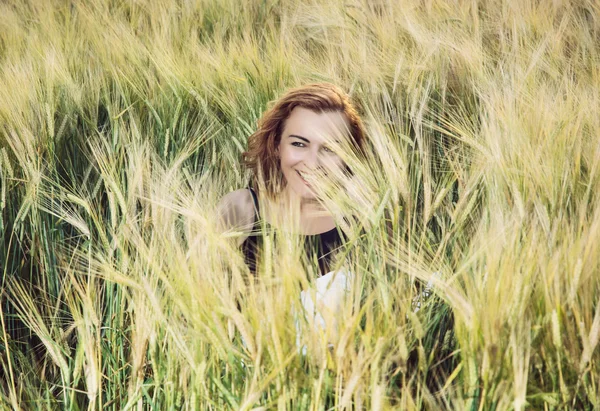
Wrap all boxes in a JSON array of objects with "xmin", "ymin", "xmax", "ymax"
[{"xmin": 296, "ymin": 170, "xmax": 312, "ymax": 186}]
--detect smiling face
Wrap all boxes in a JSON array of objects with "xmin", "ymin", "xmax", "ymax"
[{"xmin": 277, "ymin": 107, "xmax": 350, "ymax": 200}]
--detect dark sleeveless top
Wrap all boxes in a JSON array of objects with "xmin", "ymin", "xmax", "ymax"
[{"xmin": 241, "ymin": 188, "xmax": 346, "ymax": 276}]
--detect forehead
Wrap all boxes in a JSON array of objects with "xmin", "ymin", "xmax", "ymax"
[{"xmin": 282, "ymin": 107, "xmax": 350, "ymax": 143}]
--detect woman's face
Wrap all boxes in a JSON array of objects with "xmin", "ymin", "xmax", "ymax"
[{"xmin": 277, "ymin": 107, "xmax": 350, "ymax": 200}]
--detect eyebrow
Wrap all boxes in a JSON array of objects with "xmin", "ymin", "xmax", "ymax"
[{"xmin": 288, "ymin": 134, "xmax": 310, "ymax": 143}]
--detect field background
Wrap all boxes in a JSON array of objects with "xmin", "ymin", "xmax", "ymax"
[{"xmin": 1, "ymin": 0, "xmax": 599, "ymax": 409}]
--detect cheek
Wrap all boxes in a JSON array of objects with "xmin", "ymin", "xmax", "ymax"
[
  {"xmin": 279, "ymin": 148, "xmax": 303, "ymax": 167},
  {"xmin": 322, "ymin": 155, "xmax": 344, "ymax": 170}
]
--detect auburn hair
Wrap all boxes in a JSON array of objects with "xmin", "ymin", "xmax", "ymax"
[{"xmin": 242, "ymin": 83, "xmax": 366, "ymax": 197}]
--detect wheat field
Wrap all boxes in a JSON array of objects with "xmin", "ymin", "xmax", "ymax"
[{"xmin": 1, "ymin": 0, "xmax": 599, "ymax": 409}]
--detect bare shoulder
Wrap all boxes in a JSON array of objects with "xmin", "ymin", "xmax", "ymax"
[{"xmin": 217, "ymin": 188, "xmax": 256, "ymax": 234}]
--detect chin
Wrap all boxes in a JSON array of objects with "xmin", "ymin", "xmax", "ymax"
[
  {"xmin": 297, "ymin": 187, "xmax": 316, "ymax": 199},
  {"xmin": 282, "ymin": 172, "xmax": 317, "ymax": 199},
  {"xmin": 301, "ymin": 192, "xmax": 317, "ymax": 200},
  {"xmin": 292, "ymin": 183, "xmax": 316, "ymax": 199}
]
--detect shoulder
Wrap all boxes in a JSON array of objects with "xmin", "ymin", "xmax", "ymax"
[
  {"xmin": 217, "ymin": 188, "xmax": 256, "ymax": 232},
  {"xmin": 219, "ymin": 188, "xmax": 254, "ymax": 208}
]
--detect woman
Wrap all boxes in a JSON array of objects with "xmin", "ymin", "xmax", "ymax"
[{"xmin": 218, "ymin": 83, "xmax": 367, "ymax": 277}]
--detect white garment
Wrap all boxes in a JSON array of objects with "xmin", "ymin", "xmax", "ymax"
[
  {"xmin": 295, "ymin": 270, "xmax": 441, "ymax": 354},
  {"xmin": 295, "ymin": 270, "xmax": 353, "ymax": 354}
]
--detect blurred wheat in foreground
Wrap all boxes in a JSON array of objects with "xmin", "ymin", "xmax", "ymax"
[{"xmin": 1, "ymin": 0, "xmax": 599, "ymax": 409}]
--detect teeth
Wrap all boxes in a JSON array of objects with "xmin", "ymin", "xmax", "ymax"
[{"xmin": 297, "ymin": 171, "xmax": 311, "ymax": 183}]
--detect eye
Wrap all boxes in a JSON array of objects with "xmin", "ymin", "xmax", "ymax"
[
  {"xmin": 291, "ymin": 142, "xmax": 306, "ymax": 148},
  {"xmin": 322, "ymin": 146, "xmax": 335, "ymax": 153}
]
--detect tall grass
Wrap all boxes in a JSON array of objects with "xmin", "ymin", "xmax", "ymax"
[{"xmin": 1, "ymin": 0, "xmax": 599, "ymax": 409}]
